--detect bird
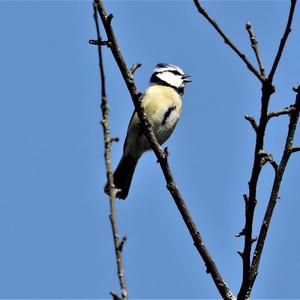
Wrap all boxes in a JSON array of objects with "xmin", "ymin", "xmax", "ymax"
[{"xmin": 105, "ymin": 63, "xmax": 191, "ymax": 199}]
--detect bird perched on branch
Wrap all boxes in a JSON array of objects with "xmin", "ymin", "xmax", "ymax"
[{"xmin": 105, "ymin": 63, "xmax": 191, "ymax": 199}]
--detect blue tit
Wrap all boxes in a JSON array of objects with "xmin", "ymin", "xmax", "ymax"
[{"xmin": 105, "ymin": 63, "xmax": 191, "ymax": 199}]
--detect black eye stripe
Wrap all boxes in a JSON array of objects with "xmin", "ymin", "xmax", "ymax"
[
  {"xmin": 170, "ymin": 70, "xmax": 182, "ymax": 76},
  {"xmin": 150, "ymin": 76, "xmax": 185, "ymax": 96},
  {"xmin": 154, "ymin": 70, "xmax": 183, "ymax": 76}
]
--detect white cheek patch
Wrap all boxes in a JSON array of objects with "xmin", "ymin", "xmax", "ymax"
[{"xmin": 157, "ymin": 72, "xmax": 183, "ymax": 88}]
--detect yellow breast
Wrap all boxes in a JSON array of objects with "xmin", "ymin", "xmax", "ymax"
[{"xmin": 142, "ymin": 85, "xmax": 182, "ymax": 123}]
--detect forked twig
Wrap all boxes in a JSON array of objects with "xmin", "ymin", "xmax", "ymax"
[{"xmin": 193, "ymin": 0, "xmax": 263, "ymax": 82}]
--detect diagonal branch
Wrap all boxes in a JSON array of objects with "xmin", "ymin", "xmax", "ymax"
[
  {"xmin": 193, "ymin": 0, "xmax": 264, "ymax": 82},
  {"xmin": 268, "ymin": 0, "xmax": 297, "ymax": 81},
  {"xmin": 94, "ymin": 0, "xmax": 235, "ymax": 299},
  {"xmin": 245, "ymin": 22, "xmax": 266, "ymax": 77},
  {"xmin": 92, "ymin": 4, "xmax": 127, "ymax": 300}
]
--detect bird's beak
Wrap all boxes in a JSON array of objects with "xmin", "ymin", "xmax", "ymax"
[{"xmin": 183, "ymin": 74, "xmax": 192, "ymax": 83}]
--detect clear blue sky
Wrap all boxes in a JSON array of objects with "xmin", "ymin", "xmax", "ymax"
[{"xmin": 0, "ymin": 1, "xmax": 300, "ymax": 299}]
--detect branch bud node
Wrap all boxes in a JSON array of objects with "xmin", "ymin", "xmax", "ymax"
[
  {"xmin": 237, "ymin": 250, "xmax": 244, "ymax": 258},
  {"xmin": 243, "ymin": 194, "xmax": 249, "ymax": 203},
  {"xmin": 251, "ymin": 236, "xmax": 258, "ymax": 244},
  {"xmin": 235, "ymin": 228, "xmax": 246, "ymax": 237},
  {"xmin": 107, "ymin": 13, "xmax": 114, "ymax": 23}
]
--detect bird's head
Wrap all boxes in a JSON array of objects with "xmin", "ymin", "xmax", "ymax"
[{"xmin": 150, "ymin": 63, "xmax": 191, "ymax": 95}]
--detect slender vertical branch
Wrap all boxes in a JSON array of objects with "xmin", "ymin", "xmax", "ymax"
[
  {"xmin": 92, "ymin": 4, "xmax": 127, "ymax": 300},
  {"xmin": 94, "ymin": 0, "xmax": 235, "ymax": 299}
]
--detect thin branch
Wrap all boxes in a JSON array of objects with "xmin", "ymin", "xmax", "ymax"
[
  {"xmin": 193, "ymin": 0, "xmax": 263, "ymax": 83},
  {"xmin": 94, "ymin": 0, "xmax": 235, "ymax": 299},
  {"xmin": 249, "ymin": 85, "xmax": 300, "ymax": 291},
  {"xmin": 245, "ymin": 21, "xmax": 266, "ymax": 77},
  {"xmin": 92, "ymin": 4, "xmax": 127, "ymax": 300},
  {"xmin": 267, "ymin": 106, "xmax": 296, "ymax": 119},
  {"xmin": 110, "ymin": 291, "xmax": 122, "ymax": 300},
  {"xmin": 268, "ymin": 159, "xmax": 279, "ymax": 172},
  {"xmin": 269, "ymin": 0, "xmax": 297, "ymax": 81},
  {"xmin": 237, "ymin": 251, "xmax": 243, "ymax": 258},
  {"xmin": 130, "ymin": 63, "xmax": 142, "ymax": 74},
  {"xmin": 245, "ymin": 115, "xmax": 258, "ymax": 131},
  {"xmin": 292, "ymin": 146, "xmax": 300, "ymax": 153},
  {"xmin": 118, "ymin": 236, "xmax": 127, "ymax": 252},
  {"xmin": 110, "ymin": 136, "xmax": 120, "ymax": 143},
  {"xmin": 257, "ymin": 150, "xmax": 278, "ymax": 171},
  {"xmin": 235, "ymin": 228, "xmax": 246, "ymax": 238}
]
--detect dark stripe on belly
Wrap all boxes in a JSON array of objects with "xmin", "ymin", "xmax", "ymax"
[{"xmin": 162, "ymin": 105, "xmax": 176, "ymax": 126}]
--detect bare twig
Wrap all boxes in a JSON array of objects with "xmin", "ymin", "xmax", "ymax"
[
  {"xmin": 193, "ymin": 0, "xmax": 263, "ymax": 82},
  {"xmin": 269, "ymin": 0, "xmax": 297, "ymax": 81},
  {"xmin": 130, "ymin": 63, "xmax": 142, "ymax": 75},
  {"xmin": 92, "ymin": 4, "xmax": 127, "ymax": 300},
  {"xmin": 267, "ymin": 106, "xmax": 296, "ymax": 119},
  {"xmin": 268, "ymin": 158, "xmax": 279, "ymax": 172},
  {"xmin": 249, "ymin": 86, "xmax": 300, "ymax": 292},
  {"xmin": 235, "ymin": 228, "xmax": 246, "ymax": 238},
  {"xmin": 110, "ymin": 136, "xmax": 120, "ymax": 143},
  {"xmin": 245, "ymin": 22, "xmax": 265, "ymax": 77},
  {"xmin": 237, "ymin": 251, "xmax": 243, "ymax": 258},
  {"xmin": 110, "ymin": 291, "xmax": 122, "ymax": 300},
  {"xmin": 94, "ymin": 0, "xmax": 235, "ymax": 299},
  {"xmin": 257, "ymin": 150, "xmax": 278, "ymax": 171},
  {"xmin": 245, "ymin": 115, "xmax": 258, "ymax": 131},
  {"xmin": 118, "ymin": 236, "xmax": 127, "ymax": 252},
  {"xmin": 292, "ymin": 146, "xmax": 300, "ymax": 153}
]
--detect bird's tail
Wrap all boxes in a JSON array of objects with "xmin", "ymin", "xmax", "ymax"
[{"xmin": 105, "ymin": 154, "xmax": 139, "ymax": 200}]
